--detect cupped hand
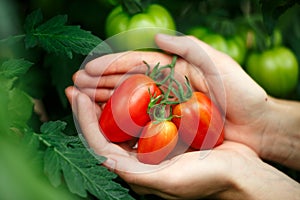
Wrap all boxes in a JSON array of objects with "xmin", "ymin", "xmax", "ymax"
[
  {"xmin": 73, "ymin": 34, "xmax": 270, "ymax": 156},
  {"xmin": 65, "ymin": 86, "xmax": 261, "ymax": 200}
]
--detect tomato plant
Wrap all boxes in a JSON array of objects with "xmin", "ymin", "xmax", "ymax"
[
  {"xmin": 137, "ymin": 120, "xmax": 178, "ymax": 164},
  {"xmin": 246, "ymin": 46, "xmax": 299, "ymax": 97},
  {"xmin": 105, "ymin": 4, "xmax": 176, "ymax": 50},
  {"xmin": 99, "ymin": 74, "xmax": 161, "ymax": 142},
  {"xmin": 172, "ymin": 92, "xmax": 224, "ymax": 150}
]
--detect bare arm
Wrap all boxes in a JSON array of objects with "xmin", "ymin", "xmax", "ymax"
[{"xmin": 259, "ymin": 97, "xmax": 300, "ymax": 169}]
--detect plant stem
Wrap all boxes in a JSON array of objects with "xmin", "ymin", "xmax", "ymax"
[
  {"xmin": 161, "ymin": 56, "xmax": 177, "ymax": 104},
  {"xmin": 0, "ymin": 34, "xmax": 26, "ymax": 44},
  {"xmin": 145, "ymin": 55, "xmax": 192, "ymax": 122}
]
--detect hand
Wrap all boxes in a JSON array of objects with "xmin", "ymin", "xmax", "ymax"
[
  {"xmin": 73, "ymin": 35, "xmax": 269, "ymax": 158},
  {"xmin": 65, "ymin": 87, "xmax": 300, "ymax": 200}
]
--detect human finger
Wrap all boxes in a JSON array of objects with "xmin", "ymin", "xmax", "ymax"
[
  {"xmin": 79, "ymin": 88, "xmax": 113, "ymax": 103},
  {"xmin": 75, "ymin": 91, "xmax": 108, "ymax": 149},
  {"xmin": 73, "ymin": 69, "xmax": 139, "ymax": 89},
  {"xmin": 155, "ymin": 34, "xmax": 230, "ymax": 113},
  {"xmin": 84, "ymin": 51, "xmax": 173, "ymax": 76}
]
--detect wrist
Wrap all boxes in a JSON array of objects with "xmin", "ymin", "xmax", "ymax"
[
  {"xmin": 260, "ymin": 97, "xmax": 300, "ymax": 169},
  {"xmin": 217, "ymin": 156, "xmax": 300, "ymax": 200}
]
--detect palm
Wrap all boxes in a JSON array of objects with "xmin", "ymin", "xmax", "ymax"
[{"xmin": 72, "ymin": 90, "xmax": 258, "ymax": 199}]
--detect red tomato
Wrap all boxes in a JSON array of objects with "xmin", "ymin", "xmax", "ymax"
[
  {"xmin": 172, "ymin": 92, "xmax": 224, "ymax": 149},
  {"xmin": 99, "ymin": 74, "xmax": 161, "ymax": 142},
  {"xmin": 137, "ymin": 120, "xmax": 178, "ymax": 164}
]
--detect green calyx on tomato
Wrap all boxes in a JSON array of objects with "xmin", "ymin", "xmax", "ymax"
[
  {"xmin": 105, "ymin": 4, "xmax": 176, "ymax": 51},
  {"xmin": 187, "ymin": 26, "xmax": 246, "ymax": 64},
  {"xmin": 246, "ymin": 46, "xmax": 299, "ymax": 97}
]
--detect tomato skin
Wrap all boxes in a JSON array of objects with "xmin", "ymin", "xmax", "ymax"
[
  {"xmin": 137, "ymin": 121, "xmax": 178, "ymax": 164},
  {"xmin": 172, "ymin": 92, "xmax": 224, "ymax": 150},
  {"xmin": 99, "ymin": 74, "xmax": 161, "ymax": 143},
  {"xmin": 246, "ymin": 46, "xmax": 299, "ymax": 97},
  {"xmin": 105, "ymin": 4, "xmax": 176, "ymax": 50}
]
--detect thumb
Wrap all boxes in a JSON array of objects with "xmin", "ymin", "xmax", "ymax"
[
  {"xmin": 155, "ymin": 34, "xmax": 226, "ymax": 111},
  {"xmin": 155, "ymin": 34, "xmax": 218, "ymax": 75}
]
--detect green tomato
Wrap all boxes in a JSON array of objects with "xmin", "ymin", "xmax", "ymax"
[
  {"xmin": 187, "ymin": 26, "xmax": 247, "ymax": 64},
  {"xmin": 202, "ymin": 34, "xmax": 228, "ymax": 53},
  {"xmin": 225, "ymin": 36, "xmax": 247, "ymax": 65},
  {"xmin": 186, "ymin": 27, "xmax": 227, "ymax": 52},
  {"xmin": 246, "ymin": 46, "xmax": 299, "ymax": 97},
  {"xmin": 105, "ymin": 4, "xmax": 176, "ymax": 51},
  {"xmin": 186, "ymin": 26, "xmax": 211, "ymax": 39}
]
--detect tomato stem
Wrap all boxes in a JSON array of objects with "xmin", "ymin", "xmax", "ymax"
[
  {"xmin": 144, "ymin": 55, "xmax": 193, "ymax": 122},
  {"xmin": 121, "ymin": 0, "xmax": 144, "ymax": 15}
]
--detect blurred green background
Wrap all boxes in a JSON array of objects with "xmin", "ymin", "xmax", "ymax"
[{"xmin": 0, "ymin": 0, "xmax": 299, "ymax": 199}]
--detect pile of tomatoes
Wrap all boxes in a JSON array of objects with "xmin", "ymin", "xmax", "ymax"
[{"xmin": 99, "ymin": 56, "xmax": 224, "ymax": 164}]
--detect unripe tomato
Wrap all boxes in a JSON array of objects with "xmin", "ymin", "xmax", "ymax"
[
  {"xmin": 105, "ymin": 4, "xmax": 176, "ymax": 51},
  {"xmin": 186, "ymin": 26, "xmax": 211, "ymax": 39},
  {"xmin": 225, "ymin": 35, "xmax": 246, "ymax": 65},
  {"xmin": 202, "ymin": 34, "xmax": 228, "ymax": 53},
  {"xmin": 246, "ymin": 46, "xmax": 299, "ymax": 97},
  {"xmin": 187, "ymin": 26, "xmax": 246, "ymax": 64}
]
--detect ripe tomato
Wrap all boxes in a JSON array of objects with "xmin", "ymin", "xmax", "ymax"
[
  {"xmin": 137, "ymin": 120, "xmax": 178, "ymax": 164},
  {"xmin": 99, "ymin": 74, "xmax": 161, "ymax": 143},
  {"xmin": 172, "ymin": 92, "xmax": 224, "ymax": 150}
]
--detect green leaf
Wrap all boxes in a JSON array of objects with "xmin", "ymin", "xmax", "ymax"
[
  {"xmin": 41, "ymin": 120, "xmax": 67, "ymax": 136},
  {"xmin": 22, "ymin": 128, "xmax": 41, "ymax": 150},
  {"xmin": 0, "ymin": 58, "xmax": 33, "ymax": 78},
  {"xmin": 24, "ymin": 13, "xmax": 105, "ymax": 58},
  {"xmin": 0, "ymin": 87, "xmax": 9, "ymax": 133},
  {"xmin": 16, "ymin": 66, "xmax": 47, "ymax": 98},
  {"xmin": 40, "ymin": 121, "xmax": 134, "ymax": 200},
  {"xmin": 44, "ymin": 148, "xmax": 63, "ymax": 187},
  {"xmin": 24, "ymin": 9, "xmax": 43, "ymax": 33},
  {"xmin": 24, "ymin": 9, "xmax": 43, "ymax": 48},
  {"xmin": 0, "ymin": 134, "xmax": 76, "ymax": 200},
  {"xmin": 44, "ymin": 53, "xmax": 79, "ymax": 108},
  {"xmin": 0, "ymin": 75, "xmax": 15, "ymax": 91},
  {"xmin": 8, "ymin": 88, "xmax": 34, "ymax": 129}
]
